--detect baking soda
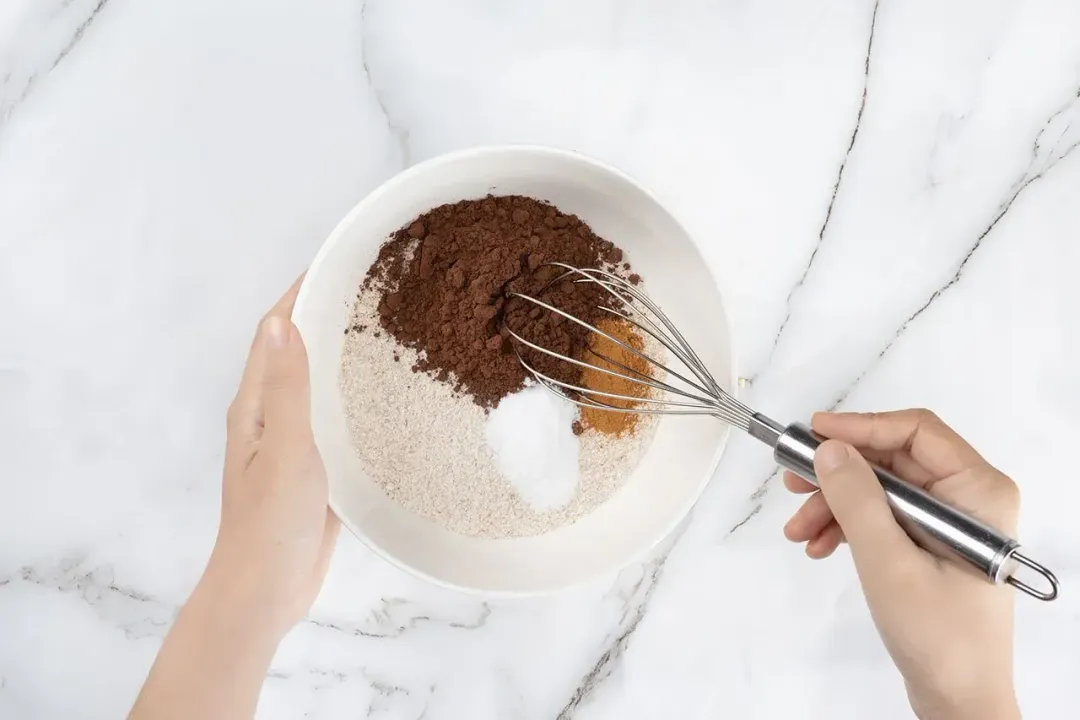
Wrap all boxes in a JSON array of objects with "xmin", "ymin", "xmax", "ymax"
[{"xmin": 485, "ymin": 384, "xmax": 581, "ymax": 511}]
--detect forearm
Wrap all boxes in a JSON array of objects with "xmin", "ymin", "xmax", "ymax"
[
  {"xmin": 914, "ymin": 706, "xmax": 1021, "ymax": 720},
  {"xmin": 911, "ymin": 687, "xmax": 1021, "ymax": 720},
  {"xmin": 128, "ymin": 562, "xmax": 283, "ymax": 720}
]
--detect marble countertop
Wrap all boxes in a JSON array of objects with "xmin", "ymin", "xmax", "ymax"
[{"xmin": 2, "ymin": 0, "xmax": 1079, "ymax": 717}]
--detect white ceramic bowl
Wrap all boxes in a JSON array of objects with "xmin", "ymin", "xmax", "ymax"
[{"xmin": 293, "ymin": 146, "xmax": 735, "ymax": 595}]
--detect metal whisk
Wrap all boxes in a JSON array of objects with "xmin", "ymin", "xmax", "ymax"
[{"xmin": 505, "ymin": 263, "xmax": 1059, "ymax": 602}]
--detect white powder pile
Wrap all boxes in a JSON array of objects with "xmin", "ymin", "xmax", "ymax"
[
  {"xmin": 485, "ymin": 384, "xmax": 581, "ymax": 512},
  {"xmin": 340, "ymin": 284, "xmax": 660, "ymax": 539}
]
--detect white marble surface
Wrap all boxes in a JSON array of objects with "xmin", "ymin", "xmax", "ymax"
[{"xmin": 1, "ymin": 0, "xmax": 1079, "ymax": 717}]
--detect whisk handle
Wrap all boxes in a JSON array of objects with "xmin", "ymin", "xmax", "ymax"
[{"xmin": 774, "ymin": 422, "xmax": 1059, "ymax": 601}]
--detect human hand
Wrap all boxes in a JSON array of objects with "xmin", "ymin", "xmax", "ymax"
[
  {"xmin": 205, "ymin": 277, "xmax": 340, "ymax": 639},
  {"xmin": 783, "ymin": 410, "xmax": 1020, "ymax": 720},
  {"xmin": 129, "ymin": 278, "xmax": 340, "ymax": 720}
]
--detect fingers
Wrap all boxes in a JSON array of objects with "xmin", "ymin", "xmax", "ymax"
[
  {"xmin": 269, "ymin": 274, "xmax": 305, "ymax": 319},
  {"xmin": 227, "ymin": 275, "xmax": 308, "ymax": 446},
  {"xmin": 783, "ymin": 488, "xmax": 847, "ymax": 558},
  {"xmin": 783, "ymin": 470, "xmax": 816, "ymax": 494},
  {"xmin": 806, "ymin": 521, "xmax": 845, "ymax": 559},
  {"xmin": 784, "ymin": 491, "xmax": 834, "ymax": 542},
  {"xmin": 812, "ymin": 409, "xmax": 985, "ymax": 479},
  {"xmin": 259, "ymin": 317, "xmax": 313, "ymax": 452},
  {"xmin": 226, "ymin": 322, "xmax": 273, "ymax": 470},
  {"xmin": 782, "ymin": 470, "xmax": 846, "ymax": 558},
  {"xmin": 814, "ymin": 440, "xmax": 914, "ymax": 573}
]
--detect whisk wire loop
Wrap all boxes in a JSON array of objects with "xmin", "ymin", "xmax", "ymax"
[
  {"xmin": 504, "ymin": 263, "xmax": 755, "ymax": 430},
  {"xmin": 549, "ymin": 265, "xmax": 727, "ymax": 399},
  {"xmin": 503, "ymin": 324, "xmax": 714, "ymax": 406},
  {"xmin": 516, "ymin": 354, "xmax": 721, "ymax": 413},
  {"xmin": 504, "ymin": 289, "xmax": 717, "ymax": 403},
  {"xmin": 565, "ymin": 266, "xmax": 723, "ymax": 393}
]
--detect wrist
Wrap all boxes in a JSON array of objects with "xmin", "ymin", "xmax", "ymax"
[
  {"xmin": 933, "ymin": 708, "xmax": 1020, "ymax": 720},
  {"xmin": 192, "ymin": 550, "xmax": 296, "ymax": 649},
  {"xmin": 913, "ymin": 692, "xmax": 1021, "ymax": 720},
  {"xmin": 129, "ymin": 556, "xmax": 286, "ymax": 720}
]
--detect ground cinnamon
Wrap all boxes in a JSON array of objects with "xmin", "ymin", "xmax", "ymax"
[{"xmin": 579, "ymin": 318, "xmax": 651, "ymax": 435}]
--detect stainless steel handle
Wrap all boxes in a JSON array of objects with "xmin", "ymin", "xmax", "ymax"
[{"xmin": 774, "ymin": 422, "xmax": 1059, "ymax": 601}]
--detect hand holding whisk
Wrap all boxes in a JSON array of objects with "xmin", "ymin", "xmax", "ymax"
[{"xmin": 504, "ymin": 263, "xmax": 1058, "ymax": 602}]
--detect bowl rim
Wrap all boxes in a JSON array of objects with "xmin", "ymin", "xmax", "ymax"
[{"xmin": 293, "ymin": 143, "xmax": 739, "ymax": 597}]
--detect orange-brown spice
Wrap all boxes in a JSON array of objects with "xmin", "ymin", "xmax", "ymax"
[{"xmin": 580, "ymin": 317, "xmax": 651, "ymax": 435}]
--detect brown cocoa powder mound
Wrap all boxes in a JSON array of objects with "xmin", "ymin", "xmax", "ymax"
[{"xmin": 363, "ymin": 195, "xmax": 631, "ymax": 408}]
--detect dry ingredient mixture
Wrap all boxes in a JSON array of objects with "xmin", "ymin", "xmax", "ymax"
[{"xmin": 340, "ymin": 195, "xmax": 662, "ymax": 538}]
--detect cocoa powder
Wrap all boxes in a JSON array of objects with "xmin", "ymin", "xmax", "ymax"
[{"xmin": 359, "ymin": 195, "xmax": 632, "ymax": 408}]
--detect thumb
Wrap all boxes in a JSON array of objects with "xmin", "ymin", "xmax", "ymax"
[
  {"xmin": 814, "ymin": 440, "xmax": 913, "ymax": 571},
  {"xmin": 259, "ymin": 316, "xmax": 313, "ymax": 447}
]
